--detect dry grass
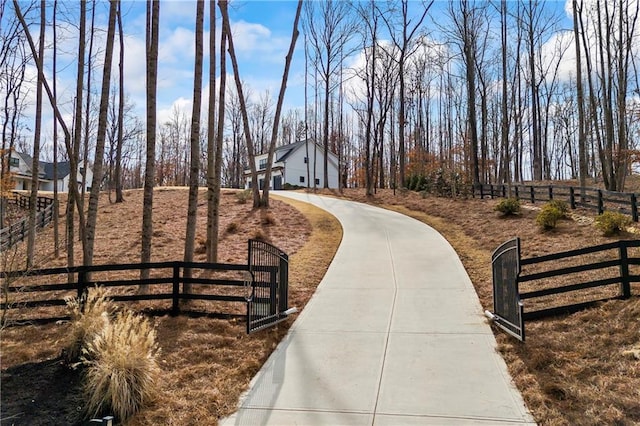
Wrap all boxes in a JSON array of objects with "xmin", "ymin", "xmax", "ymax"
[
  {"xmin": 81, "ymin": 309, "xmax": 160, "ymax": 422},
  {"xmin": 3, "ymin": 185, "xmax": 639, "ymax": 425},
  {"xmin": 64, "ymin": 288, "xmax": 113, "ymax": 364},
  {"xmin": 1, "ymin": 188, "xmax": 341, "ymax": 425},
  {"xmin": 336, "ymin": 188, "xmax": 640, "ymax": 426}
]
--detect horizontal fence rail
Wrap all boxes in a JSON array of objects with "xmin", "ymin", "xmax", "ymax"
[
  {"xmin": 1, "ymin": 192, "xmax": 55, "ymax": 251},
  {"xmin": 490, "ymin": 238, "xmax": 640, "ymax": 341},
  {"xmin": 1, "ymin": 240, "xmax": 291, "ymax": 333},
  {"xmin": 474, "ymin": 183, "xmax": 639, "ymax": 221}
]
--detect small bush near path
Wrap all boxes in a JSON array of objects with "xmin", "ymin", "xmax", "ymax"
[
  {"xmin": 535, "ymin": 204, "xmax": 564, "ymax": 230},
  {"xmin": 495, "ymin": 197, "xmax": 521, "ymax": 216},
  {"xmin": 594, "ymin": 211, "xmax": 632, "ymax": 236}
]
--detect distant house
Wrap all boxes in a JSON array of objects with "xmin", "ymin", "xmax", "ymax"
[
  {"xmin": 8, "ymin": 151, "xmax": 93, "ymax": 193},
  {"xmin": 244, "ymin": 139, "xmax": 339, "ymax": 190}
]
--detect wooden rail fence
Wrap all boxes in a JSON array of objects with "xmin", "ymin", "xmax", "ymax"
[
  {"xmin": 475, "ymin": 183, "xmax": 639, "ymax": 221},
  {"xmin": 1, "ymin": 192, "xmax": 55, "ymax": 251},
  {"xmin": 489, "ymin": 238, "xmax": 640, "ymax": 341}
]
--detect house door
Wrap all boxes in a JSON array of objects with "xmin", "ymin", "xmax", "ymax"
[{"xmin": 273, "ymin": 176, "xmax": 282, "ymax": 190}]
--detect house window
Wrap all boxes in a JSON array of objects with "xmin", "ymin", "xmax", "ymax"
[
  {"xmin": 9, "ymin": 157, "xmax": 19, "ymax": 167},
  {"xmin": 299, "ymin": 176, "xmax": 305, "ymax": 183},
  {"xmin": 259, "ymin": 159, "xmax": 267, "ymax": 170},
  {"xmin": 315, "ymin": 178, "xmax": 320, "ymax": 185},
  {"xmin": 304, "ymin": 157, "xmax": 308, "ymax": 164}
]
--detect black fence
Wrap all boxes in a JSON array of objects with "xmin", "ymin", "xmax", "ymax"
[
  {"xmin": 1, "ymin": 193, "xmax": 55, "ymax": 251},
  {"xmin": 1, "ymin": 239, "xmax": 290, "ymax": 334},
  {"xmin": 474, "ymin": 183, "xmax": 639, "ymax": 221},
  {"xmin": 489, "ymin": 238, "xmax": 639, "ymax": 341}
]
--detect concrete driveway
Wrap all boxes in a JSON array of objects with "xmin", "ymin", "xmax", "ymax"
[{"xmin": 222, "ymin": 192, "xmax": 536, "ymax": 426}]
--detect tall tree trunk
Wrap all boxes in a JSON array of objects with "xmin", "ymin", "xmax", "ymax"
[
  {"xmin": 115, "ymin": 0, "xmax": 124, "ymax": 203},
  {"xmin": 220, "ymin": 0, "xmax": 260, "ymax": 207},
  {"xmin": 208, "ymin": 3, "xmax": 227, "ymax": 263},
  {"xmin": 140, "ymin": 0, "xmax": 159, "ymax": 290},
  {"xmin": 260, "ymin": 0, "xmax": 303, "ymax": 207},
  {"xmin": 52, "ymin": 0, "xmax": 59, "ymax": 257},
  {"xmin": 183, "ymin": 0, "xmax": 204, "ymax": 294},
  {"xmin": 83, "ymin": 0, "xmax": 118, "ymax": 267},
  {"xmin": 26, "ymin": 0, "xmax": 45, "ymax": 269},
  {"xmin": 206, "ymin": 0, "xmax": 217, "ymax": 263},
  {"xmin": 573, "ymin": 0, "xmax": 587, "ymax": 197}
]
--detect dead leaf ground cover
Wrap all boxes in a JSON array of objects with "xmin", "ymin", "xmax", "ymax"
[
  {"xmin": 1, "ymin": 188, "xmax": 342, "ymax": 425},
  {"xmin": 2, "ymin": 185, "xmax": 640, "ymax": 425},
  {"xmin": 336, "ymin": 187, "xmax": 640, "ymax": 426}
]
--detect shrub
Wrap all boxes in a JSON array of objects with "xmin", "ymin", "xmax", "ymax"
[
  {"xmin": 235, "ymin": 189, "xmax": 252, "ymax": 204},
  {"xmin": 261, "ymin": 212, "xmax": 276, "ymax": 226},
  {"xmin": 226, "ymin": 222, "xmax": 239, "ymax": 233},
  {"xmin": 81, "ymin": 310, "xmax": 160, "ymax": 422},
  {"xmin": 64, "ymin": 288, "xmax": 112, "ymax": 364},
  {"xmin": 594, "ymin": 211, "xmax": 632, "ymax": 236},
  {"xmin": 536, "ymin": 205, "xmax": 563, "ymax": 230},
  {"xmin": 495, "ymin": 198, "xmax": 521, "ymax": 216},
  {"xmin": 547, "ymin": 199, "xmax": 569, "ymax": 218}
]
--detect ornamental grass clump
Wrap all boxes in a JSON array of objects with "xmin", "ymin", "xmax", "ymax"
[
  {"xmin": 494, "ymin": 197, "xmax": 521, "ymax": 216},
  {"xmin": 81, "ymin": 310, "xmax": 160, "ymax": 422},
  {"xmin": 594, "ymin": 211, "xmax": 632, "ymax": 236},
  {"xmin": 64, "ymin": 288, "xmax": 112, "ymax": 364}
]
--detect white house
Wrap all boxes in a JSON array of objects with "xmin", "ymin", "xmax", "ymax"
[
  {"xmin": 7, "ymin": 151, "xmax": 93, "ymax": 193},
  {"xmin": 244, "ymin": 139, "xmax": 339, "ymax": 190}
]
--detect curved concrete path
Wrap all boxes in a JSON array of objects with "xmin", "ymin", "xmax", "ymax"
[{"xmin": 222, "ymin": 192, "xmax": 535, "ymax": 426}]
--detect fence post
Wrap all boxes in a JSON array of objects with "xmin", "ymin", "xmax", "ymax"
[
  {"xmin": 479, "ymin": 184, "xmax": 484, "ymax": 199},
  {"xmin": 570, "ymin": 187, "xmax": 576, "ymax": 209},
  {"xmin": 530, "ymin": 186, "xmax": 535, "ymax": 203},
  {"xmin": 514, "ymin": 186, "xmax": 519, "ymax": 201},
  {"xmin": 548, "ymin": 186, "xmax": 553, "ymax": 201},
  {"xmin": 597, "ymin": 190, "xmax": 604, "ymax": 215},
  {"xmin": 278, "ymin": 252, "xmax": 289, "ymax": 314},
  {"xmin": 631, "ymin": 194, "xmax": 638, "ymax": 222},
  {"xmin": 619, "ymin": 242, "xmax": 631, "ymax": 299},
  {"xmin": 78, "ymin": 269, "xmax": 87, "ymax": 300},
  {"xmin": 501, "ymin": 185, "xmax": 506, "ymax": 198},
  {"xmin": 490, "ymin": 184, "xmax": 495, "ymax": 199},
  {"xmin": 172, "ymin": 262, "xmax": 180, "ymax": 315}
]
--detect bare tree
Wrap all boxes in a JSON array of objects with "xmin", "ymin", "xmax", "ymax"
[
  {"xmin": 140, "ymin": 0, "xmax": 159, "ymax": 288},
  {"xmin": 304, "ymin": 0, "xmax": 358, "ymax": 188},
  {"xmin": 379, "ymin": 0, "xmax": 432, "ymax": 188},
  {"xmin": 83, "ymin": 0, "xmax": 118, "ymax": 267},
  {"xmin": 220, "ymin": 0, "xmax": 261, "ymax": 206},
  {"xmin": 25, "ymin": 0, "xmax": 45, "ymax": 268},
  {"xmin": 115, "ymin": 0, "xmax": 124, "ymax": 203},
  {"xmin": 207, "ymin": 0, "xmax": 227, "ymax": 262},
  {"xmin": 260, "ymin": 0, "xmax": 303, "ymax": 207},
  {"xmin": 183, "ymin": 0, "xmax": 204, "ymax": 293}
]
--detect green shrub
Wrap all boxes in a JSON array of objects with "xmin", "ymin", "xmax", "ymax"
[
  {"xmin": 594, "ymin": 211, "xmax": 632, "ymax": 236},
  {"xmin": 495, "ymin": 198, "xmax": 521, "ymax": 216},
  {"xmin": 547, "ymin": 199, "xmax": 569, "ymax": 218},
  {"xmin": 81, "ymin": 310, "xmax": 160, "ymax": 422},
  {"xmin": 536, "ymin": 205, "xmax": 563, "ymax": 230}
]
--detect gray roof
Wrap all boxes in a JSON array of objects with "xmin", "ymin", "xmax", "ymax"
[{"xmin": 13, "ymin": 151, "xmax": 72, "ymax": 180}]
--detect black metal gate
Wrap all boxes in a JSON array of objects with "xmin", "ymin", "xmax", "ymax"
[
  {"xmin": 490, "ymin": 238, "xmax": 525, "ymax": 341},
  {"xmin": 246, "ymin": 239, "xmax": 290, "ymax": 334}
]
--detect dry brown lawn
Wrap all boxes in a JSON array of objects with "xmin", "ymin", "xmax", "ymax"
[
  {"xmin": 337, "ymin": 187, "xmax": 640, "ymax": 426},
  {"xmin": 1, "ymin": 188, "xmax": 342, "ymax": 425},
  {"xmin": 2, "ymin": 186, "xmax": 640, "ymax": 425}
]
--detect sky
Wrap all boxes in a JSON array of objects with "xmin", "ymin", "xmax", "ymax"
[{"xmin": 11, "ymin": 0, "xmax": 576, "ymax": 154}]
